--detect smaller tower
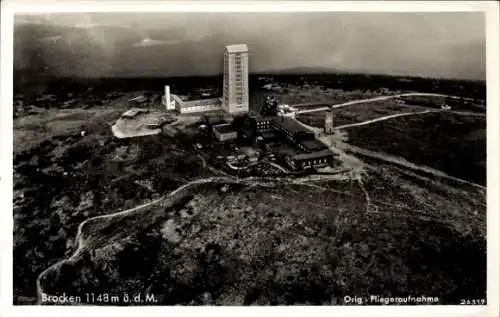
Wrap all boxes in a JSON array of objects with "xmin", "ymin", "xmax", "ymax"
[
  {"xmin": 324, "ymin": 110, "xmax": 334, "ymax": 134},
  {"xmin": 163, "ymin": 85, "xmax": 175, "ymax": 110}
]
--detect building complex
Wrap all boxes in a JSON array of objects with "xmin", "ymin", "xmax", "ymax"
[
  {"xmin": 155, "ymin": 43, "xmax": 336, "ymax": 171},
  {"xmin": 247, "ymin": 116, "xmax": 336, "ymax": 171},
  {"xmin": 162, "ymin": 43, "xmax": 249, "ymax": 115}
]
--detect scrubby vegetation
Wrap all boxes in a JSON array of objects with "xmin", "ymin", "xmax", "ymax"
[
  {"xmin": 14, "ymin": 109, "xmax": 210, "ymax": 303},
  {"xmin": 39, "ymin": 171, "xmax": 485, "ymax": 305},
  {"xmin": 344, "ymin": 112, "xmax": 486, "ymax": 186}
]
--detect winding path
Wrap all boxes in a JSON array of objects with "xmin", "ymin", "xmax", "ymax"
[
  {"xmin": 35, "ymin": 175, "xmax": 327, "ymax": 303},
  {"xmin": 36, "ymin": 177, "xmax": 228, "ymax": 304},
  {"xmin": 332, "ymin": 109, "xmax": 443, "ymax": 130},
  {"xmin": 296, "ymin": 92, "xmax": 459, "ymax": 114}
]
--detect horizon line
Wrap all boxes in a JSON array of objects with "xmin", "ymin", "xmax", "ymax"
[{"xmin": 13, "ymin": 69, "xmax": 487, "ymax": 83}]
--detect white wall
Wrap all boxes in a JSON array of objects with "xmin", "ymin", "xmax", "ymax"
[{"xmin": 179, "ymin": 104, "xmax": 222, "ymax": 114}]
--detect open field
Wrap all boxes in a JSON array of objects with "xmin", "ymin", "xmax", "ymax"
[
  {"xmin": 343, "ymin": 112, "xmax": 486, "ymax": 186},
  {"xmin": 400, "ymin": 95, "xmax": 486, "ymax": 113},
  {"xmin": 273, "ymin": 87, "xmax": 390, "ymax": 105},
  {"xmin": 14, "ymin": 107, "xmax": 123, "ymax": 153},
  {"xmin": 250, "ymin": 87, "xmax": 396, "ymax": 114},
  {"xmin": 38, "ymin": 164, "xmax": 485, "ymax": 305}
]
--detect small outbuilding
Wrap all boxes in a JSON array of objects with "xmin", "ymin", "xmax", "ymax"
[{"xmin": 213, "ymin": 123, "xmax": 238, "ymax": 142}]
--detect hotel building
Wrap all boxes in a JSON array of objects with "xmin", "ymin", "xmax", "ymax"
[{"xmin": 223, "ymin": 44, "xmax": 249, "ymax": 114}]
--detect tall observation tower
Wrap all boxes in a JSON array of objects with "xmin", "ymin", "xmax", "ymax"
[{"xmin": 223, "ymin": 44, "xmax": 249, "ymax": 114}]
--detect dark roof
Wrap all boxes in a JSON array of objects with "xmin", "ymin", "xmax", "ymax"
[
  {"xmin": 275, "ymin": 146, "xmax": 299, "ymax": 156},
  {"xmin": 209, "ymin": 119, "xmax": 228, "ymax": 126},
  {"xmin": 241, "ymin": 128, "xmax": 253, "ymax": 137},
  {"xmin": 206, "ymin": 115, "xmax": 228, "ymax": 125},
  {"xmin": 261, "ymin": 131, "xmax": 276, "ymax": 139},
  {"xmin": 292, "ymin": 149, "xmax": 334, "ymax": 161},
  {"xmin": 298, "ymin": 139, "xmax": 328, "ymax": 151},
  {"xmin": 214, "ymin": 124, "xmax": 237, "ymax": 134},
  {"xmin": 273, "ymin": 117, "xmax": 312, "ymax": 135},
  {"xmin": 249, "ymin": 115, "xmax": 275, "ymax": 123}
]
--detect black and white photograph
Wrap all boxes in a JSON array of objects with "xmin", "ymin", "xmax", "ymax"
[{"xmin": 1, "ymin": 0, "xmax": 499, "ymax": 315}]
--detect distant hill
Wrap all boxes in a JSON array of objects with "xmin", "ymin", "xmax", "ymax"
[{"xmin": 259, "ymin": 67, "xmax": 341, "ymax": 75}]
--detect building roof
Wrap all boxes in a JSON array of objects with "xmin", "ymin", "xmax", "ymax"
[
  {"xmin": 207, "ymin": 117, "xmax": 228, "ymax": 125},
  {"xmin": 181, "ymin": 97, "xmax": 222, "ymax": 108},
  {"xmin": 129, "ymin": 95, "xmax": 148, "ymax": 103},
  {"xmin": 249, "ymin": 115, "xmax": 274, "ymax": 123},
  {"xmin": 214, "ymin": 124, "xmax": 237, "ymax": 134},
  {"xmin": 122, "ymin": 108, "xmax": 149, "ymax": 118},
  {"xmin": 273, "ymin": 117, "xmax": 313, "ymax": 135},
  {"xmin": 292, "ymin": 149, "xmax": 334, "ymax": 161},
  {"xmin": 225, "ymin": 44, "xmax": 248, "ymax": 53},
  {"xmin": 298, "ymin": 139, "xmax": 328, "ymax": 151},
  {"xmin": 170, "ymin": 94, "xmax": 185, "ymax": 105},
  {"xmin": 261, "ymin": 131, "xmax": 276, "ymax": 139}
]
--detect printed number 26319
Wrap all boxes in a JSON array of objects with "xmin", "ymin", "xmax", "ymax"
[{"xmin": 460, "ymin": 299, "xmax": 486, "ymax": 305}]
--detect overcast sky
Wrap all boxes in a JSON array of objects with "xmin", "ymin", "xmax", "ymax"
[{"xmin": 15, "ymin": 12, "xmax": 486, "ymax": 79}]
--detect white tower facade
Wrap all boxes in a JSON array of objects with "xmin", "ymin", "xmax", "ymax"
[
  {"xmin": 163, "ymin": 85, "xmax": 175, "ymax": 110},
  {"xmin": 223, "ymin": 44, "xmax": 249, "ymax": 114}
]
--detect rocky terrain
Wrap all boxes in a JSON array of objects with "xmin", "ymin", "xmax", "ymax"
[{"xmin": 38, "ymin": 166, "xmax": 486, "ymax": 305}]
